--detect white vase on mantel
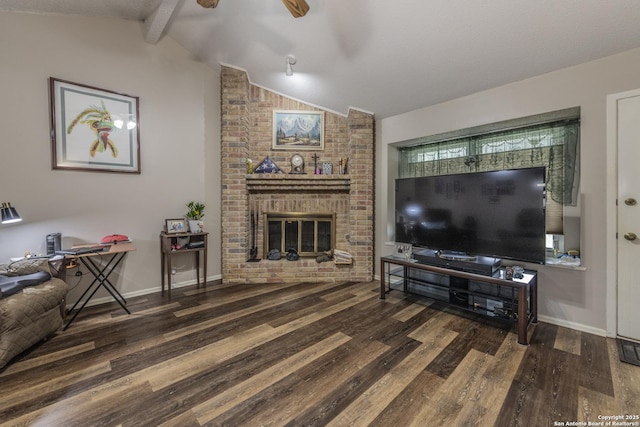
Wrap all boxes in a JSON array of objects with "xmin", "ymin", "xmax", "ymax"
[{"xmin": 188, "ymin": 220, "xmax": 204, "ymax": 233}]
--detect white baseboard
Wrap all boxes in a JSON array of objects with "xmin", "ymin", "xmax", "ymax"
[
  {"xmin": 65, "ymin": 274, "xmax": 223, "ymax": 309},
  {"xmin": 536, "ymin": 314, "xmax": 607, "ymax": 337}
]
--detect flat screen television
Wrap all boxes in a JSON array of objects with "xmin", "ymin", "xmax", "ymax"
[{"xmin": 395, "ymin": 167, "xmax": 546, "ymax": 264}]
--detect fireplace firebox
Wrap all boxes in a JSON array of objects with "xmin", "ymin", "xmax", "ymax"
[{"xmin": 264, "ymin": 212, "xmax": 335, "ymax": 257}]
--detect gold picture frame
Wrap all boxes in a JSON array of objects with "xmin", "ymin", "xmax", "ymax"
[{"xmin": 272, "ymin": 110, "xmax": 324, "ymax": 150}]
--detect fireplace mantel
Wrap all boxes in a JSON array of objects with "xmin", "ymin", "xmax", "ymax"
[{"xmin": 246, "ymin": 174, "xmax": 350, "ymax": 192}]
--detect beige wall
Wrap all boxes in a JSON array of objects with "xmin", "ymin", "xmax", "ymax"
[
  {"xmin": 0, "ymin": 12, "xmax": 221, "ymax": 303},
  {"xmin": 376, "ymin": 47, "xmax": 640, "ymax": 335}
]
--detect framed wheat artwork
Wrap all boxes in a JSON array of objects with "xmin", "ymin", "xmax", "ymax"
[{"xmin": 49, "ymin": 77, "xmax": 141, "ymax": 174}]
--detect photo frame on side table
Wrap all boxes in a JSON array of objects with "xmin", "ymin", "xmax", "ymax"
[
  {"xmin": 49, "ymin": 77, "xmax": 141, "ymax": 174},
  {"xmin": 165, "ymin": 218, "xmax": 187, "ymax": 234},
  {"xmin": 394, "ymin": 243, "xmax": 413, "ymax": 261},
  {"xmin": 273, "ymin": 110, "xmax": 324, "ymax": 150}
]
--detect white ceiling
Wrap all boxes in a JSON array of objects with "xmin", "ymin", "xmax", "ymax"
[{"xmin": 2, "ymin": 0, "xmax": 640, "ymax": 118}]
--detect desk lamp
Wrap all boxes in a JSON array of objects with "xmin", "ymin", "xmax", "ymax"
[{"xmin": 1, "ymin": 202, "xmax": 21, "ymax": 224}]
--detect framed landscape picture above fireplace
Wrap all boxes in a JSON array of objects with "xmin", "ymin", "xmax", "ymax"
[{"xmin": 273, "ymin": 110, "xmax": 324, "ymax": 150}]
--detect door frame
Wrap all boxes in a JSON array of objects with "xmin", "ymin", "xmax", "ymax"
[{"xmin": 605, "ymin": 88, "xmax": 640, "ymax": 338}]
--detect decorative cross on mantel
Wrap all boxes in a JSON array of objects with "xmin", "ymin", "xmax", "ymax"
[{"xmin": 311, "ymin": 153, "xmax": 320, "ymax": 174}]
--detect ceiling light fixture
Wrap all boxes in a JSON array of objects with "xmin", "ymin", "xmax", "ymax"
[{"xmin": 286, "ymin": 54, "xmax": 296, "ymax": 76}]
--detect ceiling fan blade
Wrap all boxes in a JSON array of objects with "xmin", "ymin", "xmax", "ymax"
[
  {"xmin": 281, "ymin": 0, "xmax": 309, "ymax": 18},
  {"xmin": 196, "ymin": 0, "xmax": 309, "ymax": 18},
  {"xmin": 197, "ymin": 0, "xmax": 220, "ymax": 8}
]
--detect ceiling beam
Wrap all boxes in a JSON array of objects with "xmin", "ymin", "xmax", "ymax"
[
  {"xmin": 143, "ymin": 0, "xmax": 180, "ymax": 45},
  {"xmin": 281, "ymin": 0, "xmax": 309, "ymax": 18}
]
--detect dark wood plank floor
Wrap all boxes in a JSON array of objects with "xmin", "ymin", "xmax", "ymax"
[{"xmin": 1, "ymin": 280, "xmax": 638, "ymax": 426}]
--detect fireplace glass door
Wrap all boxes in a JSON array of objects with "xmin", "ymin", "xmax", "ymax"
[{"xmin": 264, "ymin": 212, "xmax": 335, "ymax": 257}]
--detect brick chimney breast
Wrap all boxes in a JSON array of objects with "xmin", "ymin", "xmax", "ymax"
[{"xmin": 221, "ymin": 66, "xmax": 374, "ymax": 284}]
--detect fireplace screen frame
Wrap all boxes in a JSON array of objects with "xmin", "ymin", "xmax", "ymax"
[{"xmin": 264, "ymin": 212, "xmax": 336, "ymax": 258}]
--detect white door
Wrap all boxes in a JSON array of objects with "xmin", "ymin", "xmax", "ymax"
[{"xmin": 617, "ymin": 93, "xmax": 640, "ymax": 342}]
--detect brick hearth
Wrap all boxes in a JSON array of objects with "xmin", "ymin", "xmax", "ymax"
[{"xmin": 221, "ymin": 66, "xmax": 374, "ymax": 284}]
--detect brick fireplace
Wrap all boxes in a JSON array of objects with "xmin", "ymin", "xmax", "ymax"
[{"xmin": 221, "ymin": 66, "xmax": 374, "ymax": 284}]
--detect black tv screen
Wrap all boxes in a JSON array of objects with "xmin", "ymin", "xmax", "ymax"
[{"xmin": 395, "ymin": 167, "xmax": 546, "ymax": 264}]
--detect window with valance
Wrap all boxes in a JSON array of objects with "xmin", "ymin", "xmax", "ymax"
[{"xmin": 397, "ymin": 117, "xmax": 580, "ymax": 235}]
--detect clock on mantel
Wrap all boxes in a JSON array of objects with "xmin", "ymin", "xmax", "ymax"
[{"xmin": 290, "ymin": 153, "xmax": 306, "ymax": 174}]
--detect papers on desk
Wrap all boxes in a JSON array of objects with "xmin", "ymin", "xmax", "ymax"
[{"xmin": 55, "ymin": 246, "xmax": 108, "ymax": 256}]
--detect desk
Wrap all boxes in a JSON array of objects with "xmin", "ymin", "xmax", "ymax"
[
  {"xmin": 160, "ymin": 231, "xmax": 208, "ymax": 296},
  {"xmin": 63, "ymin": 242, "xmax": 135, "ymax": 330}
]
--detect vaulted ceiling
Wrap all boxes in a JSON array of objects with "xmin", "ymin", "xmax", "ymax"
[{"xmin": 2, "ymin": 0, "xmax": 640, "ymax": 118}]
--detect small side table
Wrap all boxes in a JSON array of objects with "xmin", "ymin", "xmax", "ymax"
[{"xmin": 160, "ymin": 231, "xmax": 208, "ymax": 296}]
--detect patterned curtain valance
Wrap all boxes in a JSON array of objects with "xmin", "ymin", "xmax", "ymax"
[{"xmin": 398, "ymin": 120, "xmax": 580, "ymax": 206}]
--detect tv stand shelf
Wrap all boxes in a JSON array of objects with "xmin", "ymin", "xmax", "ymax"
[{"xmin": 380, "ymin": 256, "xmax": 537, "ymax": 345}]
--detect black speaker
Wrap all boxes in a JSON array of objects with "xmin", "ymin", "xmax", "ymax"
[{"xmin": 46, "ymin": 233, "xmax": 61, "ymax": 255}]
